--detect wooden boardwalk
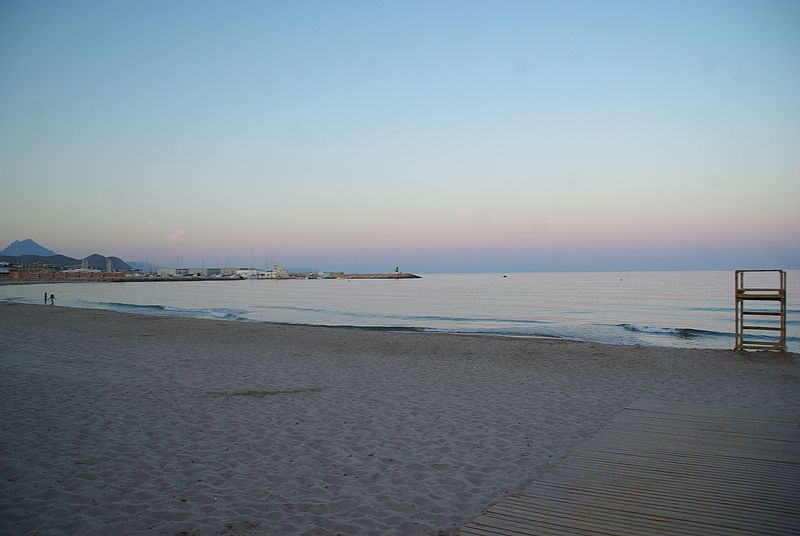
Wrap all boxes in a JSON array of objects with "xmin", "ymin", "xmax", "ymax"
[{"xmin": 458, "ymin": 400, "xmax": 800, "ymax": 535}]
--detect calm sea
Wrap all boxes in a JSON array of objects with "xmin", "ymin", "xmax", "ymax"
[{"xmin": 2, "ymin": 271, "xmax": 798, "ymax": 352}]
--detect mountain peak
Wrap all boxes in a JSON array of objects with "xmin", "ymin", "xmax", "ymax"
[{"xmin": 0, "ymin": 239, "xmax": 57, "ymax": 257}]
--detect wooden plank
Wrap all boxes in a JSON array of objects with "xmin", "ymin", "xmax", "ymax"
[
  {"xmin": 498, "ymin": 495, "xmax": 750, "ymax": 536},
  {"xmin": 589, "ymin": 446, "xmax": 800, "ymax": 464},
  {"xmin": 516, "ymin": 486, "xmax": 799, "ymax": 535},
  {"xmin": 458, "ymin": 524, "xmax": 525, "ymax": 536},
  {"xmin": 458, "ymin": 401, "xmax": 800, "ymax": 536},
  {"xmin": 522, "ymin": 480, "xmax": 799, "ymax": 528},
  {"xmin": 618, "ymin": 405, "xmax": 797, "ymax": 421},
  {"xmin": 496, "ymin": 496, "xmax": 734, "ymax": 536},
  {"xmin": 742, "ymin": 344, "xmax": 785, "ymax": 350},
  {"xmin": 621, "ymin": 408, "xmax": 796, "ymax": 425},
  {"xmin": 597, "ymin": 424, "xmax": 800, "ymax": 442},
  {"xmin": 583, "ymin": 441, "xmax": 800, "ymax": 462},
  {"xmin": 562, "ymin": 456, "xmax": 800, "ymax": 494},
  {"xmin": 545, "ymin": 461, "xmax": 800, "ymax": 505},
  {"xmin": 580, "ymin": 440, "xmax": 800, "ymax": 463},
  {"xmin": 624, "ymin": 401, "xmax": 799, "ymax": 423},
  {"xmin": 596, "ymin": 421, "xmax": 800, "ymax": 440},
  {"xmin": 612, "ymin": 411, "xmax": 799, "ymax": 428},
  {"xmin": 600, "ymin": 425, "xmax": 797, "ymax": 441},
  {"xmin": 527, "ymin": 477, "xmax": 800, "ymax": 525},
  {"xmin": 520, "ymin": 477, "xmax": 799, "ymax": 521},
  {"xmin": 589, "ymin": 432, "xmax": 799, "ymax": 452},
  {"xmin": 475, "ymin": 510, "xmax": 619, "ymax": 536},
  {"xmin": 489, "ymin": 504, "xmax": 656, "ymax": 536},
  {"xmin": 606, "ymin": 415, "xmax": 799, "ymax": 432},
  {"xmin": 592, "ymin": 422, "xmax": 800, "ymax": 444}
]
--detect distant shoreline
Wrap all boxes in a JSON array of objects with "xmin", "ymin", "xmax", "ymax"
[{"xmin": 0, "ymin": 273, "xmax": 422, "ymax": 285}]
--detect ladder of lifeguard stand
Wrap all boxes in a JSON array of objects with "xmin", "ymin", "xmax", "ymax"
[{"xmin": 735, "ymin": 270, "xmax": 787, "ymax": 351}]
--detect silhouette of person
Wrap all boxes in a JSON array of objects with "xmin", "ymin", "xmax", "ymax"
[
  {"xmin": 44, "ymin": 292, "xmax": 48, "ymax": 305},
  {"xmin": 49, "ymin": 293, "xmax": 55, "ymax": 305}
]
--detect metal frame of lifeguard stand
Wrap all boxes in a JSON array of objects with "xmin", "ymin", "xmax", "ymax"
[{"xmin": 734, "ymin": 270, "xmax": 787, "ymax": 351}]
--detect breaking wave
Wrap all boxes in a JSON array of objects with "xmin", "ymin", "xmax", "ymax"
[
  {"xmin": 253, "ymin": 304, "xmax": 549, "ymax": 325},
  {"xmin": 87, "ymin": 301, "xmax": 250, "ymax": 321},
  {"xmin": 616, "ymin": 323, "xmax": 728, "ymax": 339}
]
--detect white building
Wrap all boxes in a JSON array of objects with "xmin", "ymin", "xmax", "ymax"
[{"xmin": 158, "ymin": 268, "xmax": 189, "ymax": 277}]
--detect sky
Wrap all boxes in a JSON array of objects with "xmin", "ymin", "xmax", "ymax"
[{"xmin": 1, "ymin": 0, "xmax": 798, "ymax": 273}]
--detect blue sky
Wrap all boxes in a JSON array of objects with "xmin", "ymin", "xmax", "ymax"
[{"xmin": 1, "ymin": 1, "xmax": 798, "ymax": 272}]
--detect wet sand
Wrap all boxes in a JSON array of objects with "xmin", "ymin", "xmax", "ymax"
[{"xmin": 1, "ymin": 301, "xmax": 798, "ymax": 535}]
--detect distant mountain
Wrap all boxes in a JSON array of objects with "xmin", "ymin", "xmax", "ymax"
[
  {"xmin": 0, "ymin": 253, "xmax": 132, "ymax": 272},
  {"xmin": 1, "ymin": 239, "xmax": 56, "ymax": 257},
  {"xmin": 0, "ymin": 239, "xmax": 133, "ymax": 271},
  {"xmin": 82, "ymin": 254, "xmax": 132, "ymax": 271},
  {"xmin": 0, "ymin": 254, "xmax": 79, "ymax": 268}
]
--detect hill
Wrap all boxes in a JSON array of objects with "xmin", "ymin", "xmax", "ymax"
[
  {"xmin": 1, "ymin": 239, "xmax": 56, "ymax": 257},
  {"xmin": 0, "ymin": 253, "xmax": 132, "ymax": 272},
  {"xmin": 82, "ymin": 254, "xmax": 132, "ymax": 271}
]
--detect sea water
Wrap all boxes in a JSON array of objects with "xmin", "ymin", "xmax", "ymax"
[{"xmin": 1, "ymin": 271, "xmax": 798, "ymax": 352}]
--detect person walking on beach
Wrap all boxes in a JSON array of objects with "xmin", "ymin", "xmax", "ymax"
[
  {"xmin": 49, "ymin": 293, "xmax": 55, "ymax": 305},
  {"xmin": 44, "ymin": 292, "xmax": 48, "ymax": 305}
]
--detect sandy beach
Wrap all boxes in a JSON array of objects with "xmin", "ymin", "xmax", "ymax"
[{"xmin": 1, "ymin": 302, "xmax": 798, "ymax": 535}]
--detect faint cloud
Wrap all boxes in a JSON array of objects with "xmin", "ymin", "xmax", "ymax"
[
  {"xmin": 146, "ymin": 219, "xmax": 161, "ymax": 226},
  {"xmin": 166, "ymin": 230, "xmax": 196, "ymax": 245}
]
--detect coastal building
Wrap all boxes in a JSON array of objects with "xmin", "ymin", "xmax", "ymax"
[
  {"xmin": 154, "ymin": 267, "xmax": 227, "ymax": 278},
  {"xmin": 132, "ymin": 266, "xmax": 291, "ymax": 279},
  {"xmin": 8, "ymin": 271, "xmax": 127, "ymax": 280},
  {"xmin": 63, "ymin": 268, "xmax": 102, "ymax": 274},
  {"xmin": 157, "ymin": 268, "xmax": 190, "ymax": 277}
]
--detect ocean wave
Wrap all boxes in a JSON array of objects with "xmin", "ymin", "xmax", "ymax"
[
  {"xmin": 396, "ymin": 314, "xmax": 549, "ymax": 325},
  {"xmin": 616, "ymin": 323, "xmax": 729, "ymax": 339},
  {"xmin": 240, "ymin": 320, "xmax": 564, "ymax": 340},
  {"xmin": 87, "ymin": 301, "xmax": 251, "ymax": 321},
  {"xmin": 94, "ymin": 301, "xmax": 168, "ymax": 311},
  {"xmin": 253, "ymin": 304, "xmax": 548, "ymax": 325},
  {"xmin": 253, "ymin": 304, "xmax": 336, "ymax": 314},
  {"xmin": 287, "ymin": 323, "xmax": 427, "ymax": 333},
  {"xmin": 686, "ymin": 306, "xmax": 733, "ymax": 313},
  {"xmin": 0, "ymin": 296, "xmax": 30, "ymax": 304},
  {"xmin": 421, "ymin": 326, "xmax": 563, "ymax": 338}
]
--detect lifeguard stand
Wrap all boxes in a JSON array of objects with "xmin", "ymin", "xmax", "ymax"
[{"xmin": 734, "ymin": 270, "xmax": 787, "ymax": 351}]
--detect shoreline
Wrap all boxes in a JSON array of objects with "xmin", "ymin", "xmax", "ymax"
[
  {"xmin": 1, "ymin": 298, "xmax": 795, "ymax": 355},
  {"xmin": 1, "ymin": 302, "xmax": 798, "ymax": 535},
  {"xmin": 0, "ymin": 273, "xmax": 422, "ymax": 285},
  {"xmin": 0, "ymin": 299, "xmax": 737, "ymax": 352}
]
